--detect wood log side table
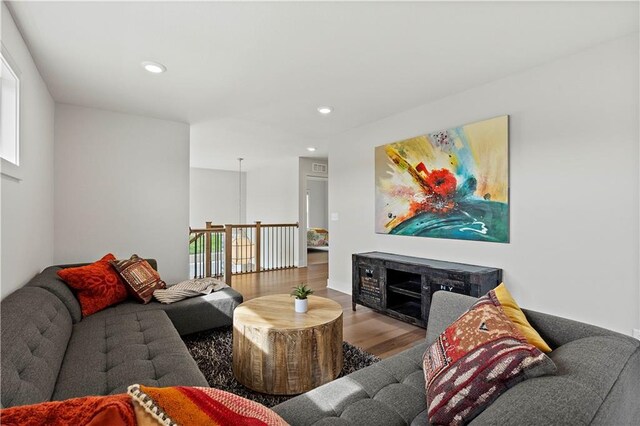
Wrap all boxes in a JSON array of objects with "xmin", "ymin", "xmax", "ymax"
[{"xmin": 232, "ymin": 294, "xmax": 343, "ymax": 395}]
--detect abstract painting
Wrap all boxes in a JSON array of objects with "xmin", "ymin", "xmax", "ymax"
[{"xmin": 375, "ymin": 115, "xmax": 509, "ymax": 243}]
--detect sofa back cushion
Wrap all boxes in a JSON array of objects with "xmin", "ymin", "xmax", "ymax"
[
  {"xmin": 426, "ymin": 291, "xmax": 633, "ymax": 349},
  {"xmin": 426, "ymin": 291, "xmax": 476, "ymax": 344},
  {"xmin": 1, "ymin": 287, "xmax": 73, "ymax": 407},
  {"xmin": 470, "ymin": 335, "xmax": 638, "ymax": 424},
  {"xmin": 26, "ymin": 266, "xmax": 83, "ymax": 323},
  {"xmin": 24, "ymin": 260, "xmax": 159, "ymax": 324}
]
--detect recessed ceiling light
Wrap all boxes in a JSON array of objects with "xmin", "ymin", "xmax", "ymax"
[
  {"xmin": 141, "ymin": 61, "xmax": 166, "ymax": 74},
  {"xmin": 317, "ymin": 106, "xmax": 333, "ymax": 115},
  {"xmin": 307, "ymin": 147, "xmax": 317, "ymax": 152}
]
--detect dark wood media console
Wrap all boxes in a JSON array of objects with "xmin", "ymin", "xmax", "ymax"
[{"xmin": 352, "ymin": 252, "xmax": 502, "ymax": 328}]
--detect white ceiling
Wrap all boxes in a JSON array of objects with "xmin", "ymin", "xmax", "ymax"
[{"xmin": 7, "ymin": 1, "xmax": 639, "ymax": 171}]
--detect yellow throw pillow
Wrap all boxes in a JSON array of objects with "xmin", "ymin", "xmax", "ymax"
[{"xmin": 494, "ymin": 283, "xmax": 552, "ymax": 353}]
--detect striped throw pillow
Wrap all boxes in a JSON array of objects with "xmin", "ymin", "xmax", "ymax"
[
  {"xmin": 128, "ymin": 384, "xmax": 287, "ymax": 426},
  {"xmin": 110, "ymin": 254, "xmax": 166, "ymax": 304}
]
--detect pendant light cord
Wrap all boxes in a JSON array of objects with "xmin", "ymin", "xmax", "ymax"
[{"xmin": 238, "ymin": 158, "xmax": 243, "ymax": 224}]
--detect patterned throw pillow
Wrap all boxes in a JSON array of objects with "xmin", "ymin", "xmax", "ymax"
[
  {"xmin": 423, "ymin": 290, "xmax": 556, "ymax": 425},
  {"xmin": 110, "ymin": 254, "xmax": 166, "ymax": 304},
  {"xmin": 57, "ymin": 253, "xmax": 128, "ymax": 317},
  {"xmin": 128, "ymin": 384, "xmax": 288, "ymax": 426}
]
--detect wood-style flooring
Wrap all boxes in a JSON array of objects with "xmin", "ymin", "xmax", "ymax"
[{"xmin": 231, "ymin": 251, "xmax": 425, "ymax": 359}]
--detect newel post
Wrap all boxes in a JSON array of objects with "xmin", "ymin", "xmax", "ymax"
[
  {"xmin": 255, "ymin": 221, "xmax": 262, "ymax": 272},
  {"xmin": 224, "ymin": 224, "xmax": 233, "ymax": 285},
  {"xmin": 205, "ymin": 222, "xmax": 212, "ymax": 277}
]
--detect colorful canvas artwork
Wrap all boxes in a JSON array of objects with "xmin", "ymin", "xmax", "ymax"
[{"xmin": 375, "ymin": 116, "xmax": 509, "ymax": 243}]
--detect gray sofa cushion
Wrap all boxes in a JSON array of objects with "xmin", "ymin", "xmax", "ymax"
[
  {"xmin": 591, "ymin": 348, "xmax": 640, "ymax": 425},
  {"xmin": 1, "ymin": 287, "xmax": 73, "ymax": 408},
  {"xmin": 52, "ymin": 309, "xmax": 208, "ymax": 401},
  {"xmin": 472, "ymin": 334, "xmax": 638, "ymax": 425},
  {"xmin": 26, "ymin": 266, "xmax": 82, "ymax": 323},
  {"xmin": 89, "ymin": 288, "xmax": 243, "ymax": 335},
  {"xmin": 276, "ymin": 291, "xmax": 640, "ymax": 425},
  {"xmin": 273, "ymin": 342, "xmax": 428, "ymax": 425}
]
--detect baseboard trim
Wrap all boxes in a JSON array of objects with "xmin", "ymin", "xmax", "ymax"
[{"xmin": 327, "ymin": 278, "xmax": 352, "ymax": 295}]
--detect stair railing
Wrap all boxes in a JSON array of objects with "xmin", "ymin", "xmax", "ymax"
[{"xmin": 189, "ymin": 221, "xmax": 299, "ymax": 284}]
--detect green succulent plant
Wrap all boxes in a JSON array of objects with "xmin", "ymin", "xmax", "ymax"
[{"xmin": 290, "ymin": 283, "xmax": 314, "ymax": 300}]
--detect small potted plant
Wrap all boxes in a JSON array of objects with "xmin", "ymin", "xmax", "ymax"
[{"xmin": 291, "ymin": 283, "xmax": 314, "ymax": 313}]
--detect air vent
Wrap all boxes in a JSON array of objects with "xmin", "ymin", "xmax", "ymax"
[{"xmin": 312, "ymin": 163, "xmax": 328, "ymax": 173}]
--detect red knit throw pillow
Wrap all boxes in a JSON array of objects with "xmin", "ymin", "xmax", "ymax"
[
  {"xmin": 57, "ymin": 253, "xmax": 128, "ymax": 317},
  {"xmin": 423, "ymin": 290, "xmax": 556, "ymax": 425},
  {"xmin": 0, "ymin": 393, "xmax": 135, "ymax": 426}
]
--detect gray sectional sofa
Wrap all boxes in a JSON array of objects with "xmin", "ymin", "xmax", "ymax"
[
  {"xmin": 273, "ymin": 291, "xmax": 640, "ymax": 425},
  {"xmin": 0, "ymin": 260, "xmax": 243, "ymax": 408},
  {"xmin": 3, "ymin": 263, "xmax": 639, "ymax": 425}
]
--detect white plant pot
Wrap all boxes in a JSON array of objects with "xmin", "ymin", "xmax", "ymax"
[{"xmin": 295, "ymin": 298, "xmax": 308, "ymax": 313}]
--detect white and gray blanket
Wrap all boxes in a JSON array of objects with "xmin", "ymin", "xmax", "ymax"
[{"xmin": 153, "ymin": 277, "xmax": 229, "ymax": 304}]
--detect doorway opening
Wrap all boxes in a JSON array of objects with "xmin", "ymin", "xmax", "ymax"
[{"xmin": 306, "ymin": 176, "xmax": 328, "ymax": 265}]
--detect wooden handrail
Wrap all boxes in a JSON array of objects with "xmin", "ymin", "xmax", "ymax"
[
  {"xmin": 260, "ymin": 222, "xmax": 299, "ymax": 228},
  {"xmin": 190, "ymin": 227, "xmax": 225, "ymax": 233},
  {"xmin": 191, "ymin": 222, "xmax": 299, "ymax": 230}
]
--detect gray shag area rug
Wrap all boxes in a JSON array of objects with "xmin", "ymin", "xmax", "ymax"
[{"xmin": 182, "ymin": 326, "xmax": 380, "ymax": 408}]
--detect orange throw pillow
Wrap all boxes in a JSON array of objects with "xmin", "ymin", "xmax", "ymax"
[
  {"xmin": 57, "ymin": 253, "xmax": 128, "ymax": 317},
  {"xmin": 0, "ymin": 394, "xmax": 135, "ymax": 426}
]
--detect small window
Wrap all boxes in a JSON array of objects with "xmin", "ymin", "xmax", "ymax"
[{"xmin": 1, "ymin": 45, "xmax": 20, "ymax": 167}]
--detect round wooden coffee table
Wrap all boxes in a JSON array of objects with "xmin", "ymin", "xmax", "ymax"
[{"xmin": 232, "ymin": 294, "xmax": 343, "ymax": 395}]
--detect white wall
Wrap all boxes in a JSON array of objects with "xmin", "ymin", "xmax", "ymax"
[
  {"xmin": 328, "ymin": 35, "xmax": 639, "ymax": 335},
  {"xmin": 54, "ymin": 104, "xmax": 190, "ymax": 285},
  {"xmin": 308, "ymin": 179, "xmax": 328, "ymax": 229},
  {"xmin": 190, "ymin": 167, "xmax": 246, "ymax": 227},
  {"xmin": 246, "ymin": 157, "xmax": 299, "ymax": 224},
  {"xmin": 1, "ymin": 3, "xmax": 55, "ymax": 298},
  {"xmin": 246, "ymin": 157, "xmax": 299, "ymax": 265}
]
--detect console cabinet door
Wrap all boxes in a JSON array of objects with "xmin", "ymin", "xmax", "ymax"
[{"xmin": 354, "ymin": 259, "xmax": 384, "ymax": 309}]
